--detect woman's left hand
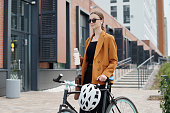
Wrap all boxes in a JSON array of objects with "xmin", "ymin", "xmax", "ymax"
[{"xmin": 97, "ymin": 74, "xmax": 107, "ymax": 82}]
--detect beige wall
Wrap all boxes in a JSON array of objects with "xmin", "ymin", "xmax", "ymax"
[{"xmin": 0, "ymin": 0, "xmax": 4, "ymax": 68}]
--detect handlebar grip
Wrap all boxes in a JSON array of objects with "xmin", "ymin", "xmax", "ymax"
[{"xmin": 53, "ymin": 74, "xmax": 63, "ymax": 82}]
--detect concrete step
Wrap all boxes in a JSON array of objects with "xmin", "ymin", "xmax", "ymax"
[
  {"xmin": 126, "ymin": 73, "xmax": 152, "ymax": 75},
  {"xmin": 121, "ymin": 77, "xmax": 149, "ymax": 80},
  {"xmin": 123, "ymin": 75, "xmax": 150, "ymax": 77},
  {"xmin": 114, "ymin": 82, "xmax": 141, "ymax": 85},
  {"xmin": 112, "ymin": 67, "xmax": 154, "ymax": 88},
  {"xmin": 112, "ymin": 85, "xmax": 143, "ymax": 88},
  {"xmin": 117, "ymin": 80, "xmax": 148, "ymax": 82}
]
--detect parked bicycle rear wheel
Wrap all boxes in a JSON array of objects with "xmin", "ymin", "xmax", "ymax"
[
  {"xmin": 106, "ymin": 97, "xmax": 138, "ymax": 113},
  {"xmin": 61, "ymin": 109, "xmax": 76, "ymax": 113}
]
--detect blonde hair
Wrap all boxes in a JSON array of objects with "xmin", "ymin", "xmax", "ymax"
[{"xmin": 90, "ymin": 11, "xmax": 104, "ymax": 30}]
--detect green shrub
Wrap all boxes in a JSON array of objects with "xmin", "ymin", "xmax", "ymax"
[{"xmin": 159, "ymin": 63, "xmax": 170, "ymax": 113}]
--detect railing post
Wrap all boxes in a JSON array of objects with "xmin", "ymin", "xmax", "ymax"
[
  {"xmin": 143, "ymin": 67, "xmax": 144, "ymax": 85},
  {"xmin": 138, "ymin": 68, "xmax": 140, "ymax": 89},
  {"xmin": 141, "ymin": 69, "xmax": 142, "ymax": 87}
]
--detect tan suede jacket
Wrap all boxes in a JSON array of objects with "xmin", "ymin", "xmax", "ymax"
[{"xmin": 80, "ymin": 30, "xmax": 118, "ymax": 85}]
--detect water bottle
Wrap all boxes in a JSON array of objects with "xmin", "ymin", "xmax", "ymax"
[{"xmin": 74, "ymin": 48, "xmax": 80, "ymax": 65}]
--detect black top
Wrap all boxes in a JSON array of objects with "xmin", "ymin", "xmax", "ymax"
[
  {"xmin": 83, "ymin": 41, "xmax": 97, "ymax": 84},
  {"xmin": 86, "ymin": 41, "xmax": 98, "ymax": 64}
]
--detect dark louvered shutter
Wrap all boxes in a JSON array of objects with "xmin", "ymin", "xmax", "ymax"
[
  {"xmin": 144, "ymin": 50, "xmax": 149, "ymax": 61},
  {"xmin": 40, "ymin": 0, "xmax": 57, "ymax": 62},
  {"xmin": 131, "ymin": 41, "xmax": 137, "ymax": 64},
  {"xmin": 114, "ymin": 28, "xmax": 123, "ymax": 61},
  {"xmin": 128, "ymin": 40, "xmax": 132, "ymax": 58},
  {"xmin": 137, "ymin": 46, "xmax": 144, "ymax": 65}
]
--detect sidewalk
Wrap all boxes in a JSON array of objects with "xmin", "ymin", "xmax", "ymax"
[{"xmin": 0, "ymin": 88, "xmax": 162, "ymax": 113}]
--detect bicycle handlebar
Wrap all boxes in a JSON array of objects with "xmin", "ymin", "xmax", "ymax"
[
  {"xmin": 53, "ymin": 74, "xmax": 64, "ymax": 83},
  {"xmin": 53, "ymin": 74, "xmax": 82, "ymax": 87},
  {"xmin": 53, "ymin": 74, "xmax": 114, "ymax": 88}
]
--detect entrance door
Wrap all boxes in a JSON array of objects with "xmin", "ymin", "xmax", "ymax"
[{"xmin": 10, "ymin": 32, "xmax": 30, "ymax": 91}]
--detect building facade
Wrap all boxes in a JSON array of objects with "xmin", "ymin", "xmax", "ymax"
[
  {"xmin": 164, "ymin": 17, "xmax": 168, "ymax": 57},
  {"xmin": 0, "ymin": 0, "xmax": 162, "ymax": 96},
  {"xmin": 110, "ymin": 0, "xmax": 158, "ymax": 50},
  {"xmin": 157, "ymin": 0, "xmax": 166, "ymax": 56}
]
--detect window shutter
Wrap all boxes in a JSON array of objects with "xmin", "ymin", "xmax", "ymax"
[{"xmin": 40, "ymin": 0, "xmax": 57, "ymax": 62}]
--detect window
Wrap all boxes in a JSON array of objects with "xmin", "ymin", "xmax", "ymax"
[
  {"xmin": 76, "ymin": 6, "xmax": 90, "ymax": 58},
  {"xmin": 111, "ymin": 6, "xmax": 117, "ymax": 19},
  {"xmin": 123, "ymin": 0, "xmax": 129, "ymax": 2},
  {"xmin": 79, "ymin": 13, "xmax": 89, "ymax": 57},
  {"xmin": 123, "ymin": 5, "xmax": 130, "ymax": 23},
  {"xmin": 111, "ymin": 0, "xmax": 117, "ymax": 3}
]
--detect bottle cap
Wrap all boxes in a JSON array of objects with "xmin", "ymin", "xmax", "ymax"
[{"xmin": 74, "ymin": 48, "xmax": 78, "ymax": 52}]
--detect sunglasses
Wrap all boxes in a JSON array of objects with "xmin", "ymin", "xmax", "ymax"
[{"xmin": 88, "ymin": 18, "xmax": 101, "ymax": 23}]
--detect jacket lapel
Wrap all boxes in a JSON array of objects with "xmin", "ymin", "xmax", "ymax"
[{"xmin": 94, "ymin": 31, "xmax": 105, "ymax": 59}]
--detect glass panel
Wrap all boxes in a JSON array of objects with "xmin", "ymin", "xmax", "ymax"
[
  {"xmin": 123, "ymin": 5, "xmax": 130, "ymax": 23},
  {"xmin": 11, "ymin": 34, "xmax": 21, "ymax": 79},
  {"xmin": 123, "ymin": 0, "xmax": 129, "ymax": 2},
  {"xmin": 11, "ymin": 0, "xmax": 30, "ymax": 32},
  {"xmin": 11, "ymin": 34, "xmax": 25, "ymax": 91},
  {"xmin": 80, "ymin": 27, "xmax": 87, "ymax": 57},
  {"xmin": 111, "ymin": 0, "xmax": 117, "ymax": 3},
  {"xmin": 53, "ymin": 63, "xmax": 65, "ymax": 69},
  {"xmin": 79, "ymin": 13, "xmax": 89, "ymax": 57},
  {"xmin": 111, "ymin": 6, "xmax": 117, "ymax": 19}
]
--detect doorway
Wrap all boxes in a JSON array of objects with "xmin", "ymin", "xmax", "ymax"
[{"xmin": 10, "ymin": 32, "xmax": 31, "ymax": 91}]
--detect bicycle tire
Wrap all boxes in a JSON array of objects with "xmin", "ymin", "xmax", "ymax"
[
  {"xmin": 61, "ymin": 109, "xmax": 76, "ymax": 113},
  {"xmin": 106, "ymin": 96, "xmax": 138, "ymax": 113}
]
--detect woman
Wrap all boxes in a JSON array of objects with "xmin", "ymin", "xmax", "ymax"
[{"xmin": 75, "ymin": 11, "xmax": 118, "ymax": 113}]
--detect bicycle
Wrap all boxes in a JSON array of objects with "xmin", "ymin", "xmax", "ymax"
[{"xmin": 53, "ymin": 74, "xmax": 138, "ymax": 113}]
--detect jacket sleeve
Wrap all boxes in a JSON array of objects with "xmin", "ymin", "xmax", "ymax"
[
  {"xmin": 102, "ymin": 36, "xmax": 118, "ymax": 78},
  {"xmin": 80, "ymin": 38, "xmax": 90, "ymax": 66}
]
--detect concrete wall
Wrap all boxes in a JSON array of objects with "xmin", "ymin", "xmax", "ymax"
[
  {"xmin": 0, "ymin": 70, "xmax": 7, "ymax": 96},
  {"xmin": 38, "ymin": 69, "xmax": 78, "ymax": 90}
]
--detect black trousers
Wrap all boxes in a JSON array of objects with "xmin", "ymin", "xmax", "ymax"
[{"xmin": 79, "ymin": 85, "xmax": 111, "ymax": 113}]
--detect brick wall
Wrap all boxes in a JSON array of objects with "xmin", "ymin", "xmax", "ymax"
[{"xmin": 0, "ymin": 0, "xmax": 4, "ymax": 68}]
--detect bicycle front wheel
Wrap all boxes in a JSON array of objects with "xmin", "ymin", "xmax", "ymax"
[
  {"xmin": 61, "ymin": 109, "xmax": 76, "ymax": 113},
  {"xmin": 106, "ymin": 97, "xmax": 138, "ymax": 113}
]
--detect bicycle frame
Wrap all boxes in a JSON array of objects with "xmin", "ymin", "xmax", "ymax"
[
  {"xmin": 100, "ymin": 82, "xmax": 121, "ymax": 113},
  {"xmin": 58, "ymin": 83, "xmax": 121, "ymax": 113},
  {"xmin": 54, "ymin": 74, "xmax": 122, "ymax": 113},
  {"xmin": 58, "ymin": 84, "xmax": 80, "ymax": 113}
]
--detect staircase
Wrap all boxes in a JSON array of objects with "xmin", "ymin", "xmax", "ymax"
[{"xmin": 112, "ymin": 69, "xmax": 153, "ymax": 88}]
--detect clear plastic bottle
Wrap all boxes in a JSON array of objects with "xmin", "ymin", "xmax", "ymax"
[{"xmin": 74, "ymin": 48, "xmax": 80, "ymax": 65}]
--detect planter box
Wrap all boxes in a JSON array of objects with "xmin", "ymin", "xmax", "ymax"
[{"xmin": 6, "ymin": 79, "xmax": 20, "ymax": 98}]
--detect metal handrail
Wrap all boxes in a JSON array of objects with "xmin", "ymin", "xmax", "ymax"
[
  {"xmin": 137, "ymin": 55, "xmax": 154, "ymax": 89},
  {"xmin": 137, "ymin": 55, "xmax": 154, "ymax": 69},
  {"xmin": 115, "ymin": 57, "xmax": 132, "ymax": 81},
  {"xmin": 118, "ymin": 57, "xmax": 131, "ymax": 65}
]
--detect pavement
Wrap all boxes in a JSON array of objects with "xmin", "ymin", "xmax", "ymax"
[
  {"xmin": 0, "ymin": 66, "xmax": 162, "ymax": 113},
  {"xmin": 0, "ymin": 87, "xmax": 162, "ymax": 113}
]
